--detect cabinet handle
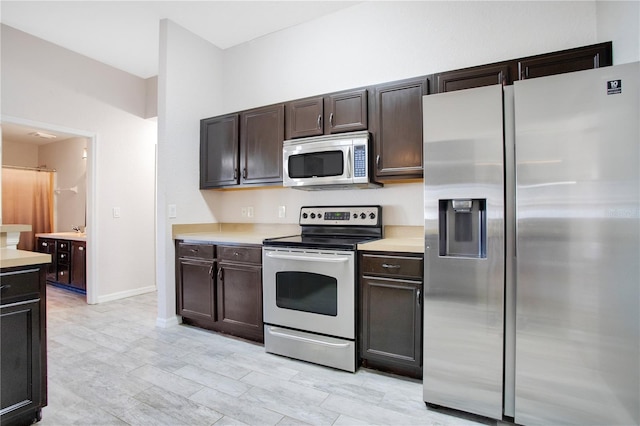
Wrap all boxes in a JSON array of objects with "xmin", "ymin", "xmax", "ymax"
[
  {"xmin": 208, "ymin": 265, "xmax": 213, "ymax": 277},
  {"xmin": 42, "ymin": 242, "xmax": 48, "ymax": 247},
  {"xmin": 0, "ymin": 284, "xmax": 11, "ymax": 292},
  {"xmin": 79, "ymin": 247, "xmax": 84, "ymax": 251},
  {"xmin": 234, "ymin": 252, "xmax": 239, "ymax": 256},
  {"xmin": 60, "ymin": 271, "xmax": 64, "ymax": 276},
  {"xmin": 61, "ymin": 254, "xmax": 66, "ymax": 259},
  {"xmin": 190, "ymin": 248, "xmax": 199, "ymax": 254},
  {"xmin": 234, "ymin": 168, "xmax": 238, "ymax": 179},
  {"xmin": 376, "ymin": 155, "xmax": 381, "ymax": 170},
  {"xmin": 242, "ymin": 168, "xmax": 247, "ymax": 179},
  {"xmin": 329, "ymin": 112, "xmax": 334, "ymax": 127},
  {"xmin": 218, "ymin": 267, "xmax": 223, "ymax": 281},
  {"xmin": 417, "ymin": 289, "xmax": 421, "ymax": 306},
  {"xmin": 317, "ymin": 114, "xmax": 322, "ymax": 130},
  {"xmin": 381, "ymin": 263, "xmax": 401, "ymax": 269}
]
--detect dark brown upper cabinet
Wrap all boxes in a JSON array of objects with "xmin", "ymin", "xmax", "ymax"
[
  {"xmin": 324, "ymin": 89, "xmax": 368, "ymax": 134},
  {"xmin": 285, "ymin": 89, "xmax": 368, "ymax": 140},
  {"xmin": 240, "ymin": 104, "xmax": 285, "ymax": 185},
  {"xmin": 371, "ymin": 76, "xmax": 430, "ymax": 180},
  {"xmin": 517, "ymin": 41, "xmax": 612, "ymax": 80},
  {"xmin": 200, "ymin": 113, "xmax": 239, "ymax": 188},
  {"xmin": 201, "ymin": 104, "xmax": 284, "ymax": 189},
  {"xmin": 435, "ymin": 63, "xmax": 511, "ymax": 93}
]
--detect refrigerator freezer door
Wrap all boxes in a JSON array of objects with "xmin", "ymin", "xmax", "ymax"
[
  {"xmin": 514, "ymin": 63, "xmax": 639, "ymax": 425},
  {"xmin": 423, "ymin": 84, "xmax": 505, "ymax": 420}
]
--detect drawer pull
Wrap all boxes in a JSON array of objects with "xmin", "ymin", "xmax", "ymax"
[
  {"xmin": 0, "ymin": 284, "xmax": 11, "ymax": 292},
  {"xmin": 79, "ymin": 247, "xmax": 84, "ymax": 251},
  {"xmin": 234, "ymin": 252, "xmax": 239, "ymax": 256},
  {"xmin": 381, "ymin": 263, "xmax": 401, "ymax": 269},
  {"xmin": 190, "ymin": 248, "xmax": 199, "ymax": 254},
  {"xmin": 417, "ymin": 289, "xmax": 421, "ymax": 306},
  {"xmin": 42, "ymin": 242, "xmax": 48, "ymax": 247}
]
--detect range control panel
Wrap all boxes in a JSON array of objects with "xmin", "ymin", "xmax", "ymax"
[{"xmin": 299, "ymin": 205, "xmax": 382, "ymax": 226}]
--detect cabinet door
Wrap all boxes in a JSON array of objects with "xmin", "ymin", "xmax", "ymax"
[
  {"xmin": 361, "ymin": 276, "xmax": 422, "ymax": 375},
  {"xmin": 517, "ymin": 42, "xmax": 612, "ymax": 80},
  {"xmin": 200, "ymin": 114, "xmax": 239, "ymax": 188},
  {"xmin": 177, "ymin": 258, "xmax": 216, "ymax": 323},
  {"xmin": 285, "ymin": 96, "xmax": 324, "ymax": 139},
  {"xmin": 217, "ymin": 263, "xmax": 263, "ymax": 342},
  {"xmin": 324, "ymin": 89, "xmax": 368, "ymax": 134},
  {"xmin": 436, "ymin": 63, "xmax": 510, "ymax": 93},
  {"xmin": 36, "ymin": 238, "xmax": 56, "ymax": 282},
  {"xmin": 70, "ymin": 241, "xmax": 86, "ymax": 290},
  {"xmin": 240, "ymin": 104, "xmax": 285, "ymax": 185},
  {"xmin": 1, "ymin": 300, "xmax": 42, "ymax": 420},
  {"xmin": 372, "ymin": 76, "xmax": 429, "ymax": 180}
]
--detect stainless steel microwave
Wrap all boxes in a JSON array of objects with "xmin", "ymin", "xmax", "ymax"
[{"xmin": 282, "ymin": 131, "xmax": 382, "ymax": 190}]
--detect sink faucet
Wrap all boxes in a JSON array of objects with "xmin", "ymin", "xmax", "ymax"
[{"xmin": 72, "ymin": 225, "xmax": 81, "ymax": 233}]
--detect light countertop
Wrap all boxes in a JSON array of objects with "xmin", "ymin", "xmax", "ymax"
[
  {"xmin": 1, "ymin": 248, "xmax": 51, "ymax": 269},
  {"xmin": 173, "ymin": 223, "xmax": 300, "ymax": 245},
  {"xmin": 36, "ymin": 232, "xmax": 87, "ymax": 242},
  {"xmin": 358, "ymin": 225, "xmax": 424, "ymax": 253}
]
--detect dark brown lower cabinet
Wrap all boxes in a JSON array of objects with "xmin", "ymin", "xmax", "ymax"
[
  {"xmin": 360, "ymin": 252, "xmax": 423, "ymax": 378},
  {"xmin": 176, "ymin": 241, "xmax": 263, "ymax": 343},
  {"xmin": 36, "ymin": 237, "xmax": 87, "ymax": 293},
  {"xmin": 1, "ymin": 264, "xmax": 48, "ymax": 426},
  {"xmin": 217, "ymin": 245, "xmax": 263, "ymax": 342},
  {"xmin": 70, "ymin": 241, "xmax": 86, "ymax": 291}
]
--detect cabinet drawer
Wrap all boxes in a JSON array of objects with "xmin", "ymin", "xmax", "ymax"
[
  {"xmin": 57, "ymin": 240, "xmax": 71, "ymax": 252},
  {"xmin": 177, "ymin": 242, "xmax": 215, "ymax": 260},
  {"xmin": 0, "ymin": 268, "xmax": 41, "ymax": 303},
  {"xmin": 218, "ymin": 245, "xmax": 261, "ymax": 264},
  {"xmin": 361, "ymin": 253, "xmax": 423, "ymax": 279},
  {"xmin": 57, "ymin": 250, "xmax": 70, "ymax": 264}
]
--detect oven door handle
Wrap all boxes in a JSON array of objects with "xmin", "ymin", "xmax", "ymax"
[
  {"xmin": 267, "ymin": 327, "xmax": 351, "ymax": 348},
  {"xmin": 265, "ymin": 252, "xmax": 351, "ymax": 263}
]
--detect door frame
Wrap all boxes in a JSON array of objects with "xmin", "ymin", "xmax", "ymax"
[{"xmin": 1, "ymin": 115, "xmax": 99, "ymax": 304}]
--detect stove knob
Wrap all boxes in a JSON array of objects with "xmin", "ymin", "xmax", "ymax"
[
  {"xmin": 369, "ymin": 212, "xmax": 376, "ymax": 219},
  {"xmin": 310, "ymin": 213, "xmax": 316, "ymax": 219},
  {"xmin": 360, "ymin": 213, "xmax": 366, "ymax": 219},
  {"xmin": 318, "ymin": 213, "xmax": 323, "ymax": 219},
  {"xmin": 353, "ymin": 213, "xmax": 358, "ymax": 219},
  {"xmin": 302, "ymin": 213, "xmax": 308, "ymax": 219}
]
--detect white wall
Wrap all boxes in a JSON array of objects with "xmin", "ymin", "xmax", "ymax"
[
  {"xmin": 155, "ymin": 0, "xmax": 640, "ymax": 323},
  {"xmin": 1, "ymin": 139, "xmax": 39, "ymax": 168},
  {"xmin": 156, "ymin": 19, "xmax": 224, "ymax": 324},
  {"xmin": 596, "ymin": 0, "xmax": 640, "ymax": 64},
  {"xmin": 1, "ymin": 24, "xmax": 157, "ymax": 303},
  {"xmin": 38, "ymin": 137, "xmax": 87, "ymax": 232}
]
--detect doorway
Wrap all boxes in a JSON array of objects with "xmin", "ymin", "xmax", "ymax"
[{"xmin": 1, "ymin": 116, "xmax": 97, "ymax": 304}]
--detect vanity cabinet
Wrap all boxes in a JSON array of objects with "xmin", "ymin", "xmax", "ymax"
[
  {"xmin": 70, "ymin": 241, "xmax": 86, "ymax": 291},
  {"xmin": 175, "ymin": 241, "xmax": 264, "ymax": 343},
  {"xmin": 359, "ymin": 251, "xmax": 423, "ymax": 379},
  {"xmin": 36, "ymin": 236, "xmax": 87, "ymax": 293},
  {"xmin": 285, "ymin": 88, "xmax": 368, "ymax": 140},
  {"xmin": 370, "ymin": 76, "xmax": 430, "ymax": 181},
  {"xmin": 200, "ymin": 104, "xmax": 285, "ymax": 189},
  {"xmin": 216, "ymin": 245, "xmax": 263, "ymax": 342},
  {"xmin": 1, "ymin": 264, "xmax": 48, "ymax": 426}
]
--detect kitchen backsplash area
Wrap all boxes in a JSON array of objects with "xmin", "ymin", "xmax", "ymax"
[{"xmin": 208, "ymin": 181, "xmax": 424, "ymax": 226}]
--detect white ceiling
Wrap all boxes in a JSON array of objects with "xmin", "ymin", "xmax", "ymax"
[
  {"xmin": 1, "ymin": 122, "xmax": 80, "ymax": 145},
  {"xmin": 1, "ymin": 1, "xmax": 360, "ymax": 79}
]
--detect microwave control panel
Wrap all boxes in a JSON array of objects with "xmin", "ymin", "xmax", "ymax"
[
  {"xmin": 353, "ymin": 145, "xmax": 367, "ymax": 178},
  {"xmin": 299, "ymin": 205, "xmax": 381, "ymax": 226}
]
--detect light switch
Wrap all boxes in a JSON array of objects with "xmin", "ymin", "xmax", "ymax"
[
  {"xmin": 168, "ymin": 204, "xmax": 177, "ymax": 219},
  {"xmin": 278, "ymin": 205, "xmax": 286, "ymax": 218},
  {"xmin": 247, "ymin": 206, "xmax": 254, "ymax": 218},
  {"xmin": 113, "ymin": 207, "xmax": 121, "ymax": 218}
]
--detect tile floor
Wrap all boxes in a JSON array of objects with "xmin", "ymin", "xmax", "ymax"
[{"xmin": 42, "ymin": 285, "xmax": 494, "ymax": 426}]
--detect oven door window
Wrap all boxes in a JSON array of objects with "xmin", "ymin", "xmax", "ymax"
[
  {"xmin": 287, "ymin": 151, "xmax": 344, "ymax": 178},
  {"xmin": 275, "ymin": 271, "xmax": 337, "ymax": 316}
]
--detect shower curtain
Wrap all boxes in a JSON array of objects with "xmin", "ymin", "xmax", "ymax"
[{"xmin": 2, "ymin": 167, "xmax": 54, "ymax": 251}]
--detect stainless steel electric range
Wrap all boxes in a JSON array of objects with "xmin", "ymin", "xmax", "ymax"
[{"xmin": 262, "ymin": 205, "xmax": 383, "ymax": 372}]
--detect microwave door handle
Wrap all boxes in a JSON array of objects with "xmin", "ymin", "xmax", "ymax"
[{"xmin": 346, "ymin": 147, "xmax": 352, "ymax": 178}]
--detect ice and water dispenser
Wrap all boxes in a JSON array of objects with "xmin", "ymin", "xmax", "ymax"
[{"xmin": 439, "ymin": 199, "xmax": 487, "ymax": 258}]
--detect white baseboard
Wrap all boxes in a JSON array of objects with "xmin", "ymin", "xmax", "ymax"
[
  {"xmin": 156, "ymin": 315, "xmax": 181, "ymax": 328},
  {"xmin": 95, "ymin": 285, "xmax": 157, "ymax": 304}
]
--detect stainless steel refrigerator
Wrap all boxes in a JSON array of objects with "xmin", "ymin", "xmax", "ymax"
[{"xmin": 422, "ymin": 62, "xmax": 639, "ymax": 425}]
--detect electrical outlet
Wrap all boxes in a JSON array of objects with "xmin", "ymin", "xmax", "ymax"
[
  {"xmin": 247, "ymin": 206, "xmax": 254, "ymax": 218},
  {"xmin": 278, "ymin": 205, "xmax": 286, "ymax": 218}
]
